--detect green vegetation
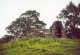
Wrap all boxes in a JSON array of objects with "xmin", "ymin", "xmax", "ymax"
[
  {"xmin": 6, "ymin": 10, "xmax": 46, "ymax": 37},
  {"xmin": 1, "ymin": 1, "xmax": 80, "ymax": 55},
  {"xmin": 3, "ymin": 38, "xmax": 80, "ymax": 55}
]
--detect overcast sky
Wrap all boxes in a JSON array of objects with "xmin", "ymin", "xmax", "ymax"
[{"xmin": 0, "ymin": 0, "xmax": 80, "ymax": 38}]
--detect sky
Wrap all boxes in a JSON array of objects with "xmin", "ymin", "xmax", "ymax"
[{"xmin": 0, "ymin": 0, "xmax": 80, "ymax": 38}]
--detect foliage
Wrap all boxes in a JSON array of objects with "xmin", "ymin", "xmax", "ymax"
[
  {"xmin": 58, "ymin": 1, "xmax": 80, "ymax": 37},
  {"xmin": 6, "ymin": 10, "xmax": 46, "ymax": 37},
  {"xmin": 3, "ymin": 38, "xmax": 80, "ymax": 55},
  {"xmin": 0, "ymin": 35, "xmax": 15, "ymax": 44}
]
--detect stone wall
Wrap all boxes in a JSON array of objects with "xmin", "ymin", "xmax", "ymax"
[{"xmin": 50, "ymin": 21, "xmax": 63, "ymax": 38}]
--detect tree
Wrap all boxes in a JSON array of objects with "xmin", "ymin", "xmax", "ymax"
[
  {"xmin": 6, "ymin": 10, "xmax": 46, "ymax": 37},
  {"xmin": 58, "ymin": 1, "xmax": 80, "ymax": 38}
]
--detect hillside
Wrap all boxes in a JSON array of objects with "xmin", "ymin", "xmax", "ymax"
[{"xmin": 2, "ymin": 38, "xmax": 80, "ymax": 55}]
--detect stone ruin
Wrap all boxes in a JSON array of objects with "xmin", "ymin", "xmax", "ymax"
[
  {"xmin": 50, "ymin": 20, "xmax": 80, "ymax": 39},
  {"xmin": 50, "ymin": 21, "xmax": 63, "ymax": 38}
]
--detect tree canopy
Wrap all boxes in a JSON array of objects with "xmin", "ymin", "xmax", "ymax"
[
  {"xmin": 6, "ymin": 10, "xmax": 46, "ymax": 37},
  {"xmin": 58, "ymin": 1, "xmax": 80, "ymax": 38}
]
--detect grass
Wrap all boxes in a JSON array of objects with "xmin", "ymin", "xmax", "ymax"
[{"xmin": 3, "ymin": 37, "xmax": 80, "ymax": 55}]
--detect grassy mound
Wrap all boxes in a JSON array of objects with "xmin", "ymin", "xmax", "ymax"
[{"xmin": 3, "ymin": 38, "xmax": 80, "ymax": 55}]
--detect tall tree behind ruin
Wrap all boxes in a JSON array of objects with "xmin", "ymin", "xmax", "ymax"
[{"xmin": 58, "ymin": 1, "xmax": 80, "ymax": 38}]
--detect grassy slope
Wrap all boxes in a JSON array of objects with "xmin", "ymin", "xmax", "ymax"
[{"xmin": 3, "ymin": 38, "xmax": 80, "ymax": 55}]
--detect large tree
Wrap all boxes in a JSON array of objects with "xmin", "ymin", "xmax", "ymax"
[
  {"xmin": 58, "ymin": 1, "xmax": 80, "ymax": 38},
  {"xmin": 6, "ymin": 10, "xmax": 46, "ymax": 37}
]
